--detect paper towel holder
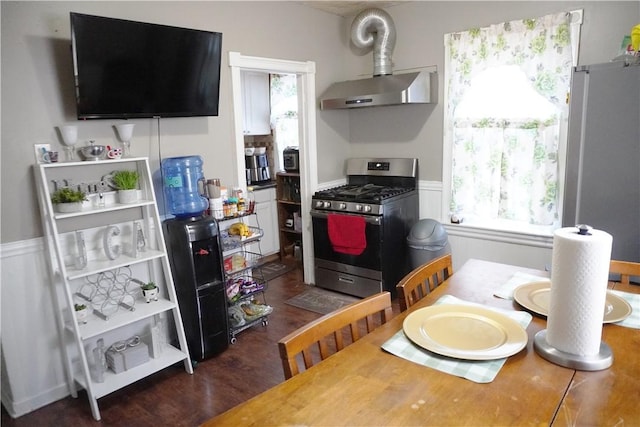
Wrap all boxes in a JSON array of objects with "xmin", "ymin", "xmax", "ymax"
[
  {"xmin": 533, "ymin": 329, "xmax": 612, "ymax": 371},
  {"xmin": 575, "ymin": 224, "xmax": 592, "ymax": 235}
]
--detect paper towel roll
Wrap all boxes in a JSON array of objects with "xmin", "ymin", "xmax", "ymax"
[{"xmin": 546, "ymin": 226, "xmax": 612, "ymax": 356}]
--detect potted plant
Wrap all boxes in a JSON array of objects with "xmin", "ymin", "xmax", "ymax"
[
  {"xmin": 51, "ymin": 188, "xmax": 88, "ymax": 213},
  {"xmin": 112, "ymin": 170, "xmax": 140, "ymax": 204},
  {"xmin": 74, "ymin": 303, "xmax": 88, "ymax": 324},
  {"xmin": 141, "ymin": 281, "xmax": 159, "ymax": 303}
]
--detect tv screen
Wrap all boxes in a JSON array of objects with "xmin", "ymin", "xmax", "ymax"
[{"xmin": 70, "ymin": 13, "xmax": 222, "ymax": 119}]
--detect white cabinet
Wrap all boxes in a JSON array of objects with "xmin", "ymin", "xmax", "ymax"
[
  {"xmin": 34, "ymin": 158, "xmax": 192, "ymax": 421},
  {"xmin": 246, "ymin": 187, "xmax": 278, "ymax": 256},
  {"xmin": 242, "ymin": 71, "xmax": 271, "ymax": 135}
]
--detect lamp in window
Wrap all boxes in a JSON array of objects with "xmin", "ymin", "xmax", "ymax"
[{"xmin": 115, "ymin": 123, "xmax": 135, "ymax": 157}]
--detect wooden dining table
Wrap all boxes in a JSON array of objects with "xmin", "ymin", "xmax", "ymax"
[{"xmin": 203, "ymin": 259, "xmax": 639, "ymax": 426}]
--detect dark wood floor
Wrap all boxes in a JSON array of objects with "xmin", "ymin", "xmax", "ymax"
[{"xmin": 2, "ymin": 267, "xmax": 400, "ymax": 426}]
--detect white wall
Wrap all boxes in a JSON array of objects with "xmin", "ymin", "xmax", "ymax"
[
  {"xmin": 0, "ymin": 1, "xmax": 350, "ymax": 244},
  {"xmin": 345, "ymin": 1, "xmax": 639, "ymax": 181},
  {"xmin": 0, "ymin": 0, "xmax": 348, "ymax": 417},
  {"xmin": 343, "ymin": 0, "xmax": 634, "ymax": 270},
  {"xmin": 6, "ymin": 1, "xmax": 635, "ymax": 244}
]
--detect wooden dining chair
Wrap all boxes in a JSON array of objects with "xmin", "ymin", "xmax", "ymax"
[
  {"xmin": 609, "ymin": 259, "xmax": 640, "ymax": 285},
  {"xmin": 277, "ymin": 291, "xmax": 393, "ymax": 379},
  {"xmin": 396, "ymin": 254, "xmax": 454, "ymax": 312}
]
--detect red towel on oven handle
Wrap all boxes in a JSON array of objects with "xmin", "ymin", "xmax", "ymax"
[{"xmin": 327, "ymin": 213, "xmax": 367, "ymax": 255}]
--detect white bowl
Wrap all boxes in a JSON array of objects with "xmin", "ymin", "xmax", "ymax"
[
  {"xmin": 254, "ymin": 147, "xmax": 266, "ymax": 155},
  {"xmin": 244, "ymin": 147, "xmax": 255, "ymax": 156}
]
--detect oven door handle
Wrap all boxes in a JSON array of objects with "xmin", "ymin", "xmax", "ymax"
[
  {"xmin": 310, "ymin": 210, "xmax": 381, "ymax": 225},
  {"xmin": 337, "ymin": 275, "xmax": 355, "ymax": 284}
]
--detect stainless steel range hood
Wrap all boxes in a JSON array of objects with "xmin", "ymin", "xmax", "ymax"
[
  {"xmin": 320, "ymin": 70, "xmax": 437, "ymax": 110},
  {"xmin": 320, "ymin": 8, "xmax": 438, "ymax": 110}
]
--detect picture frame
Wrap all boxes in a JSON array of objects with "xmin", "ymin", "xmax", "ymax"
[{"xmin": 34, "ymin": 143, "xmax": 51, "ymax": 164}]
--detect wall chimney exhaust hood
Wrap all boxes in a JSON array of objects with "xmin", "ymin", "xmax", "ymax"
[
  {"xmin": 320, "ymin": 71, "xmax": 437, "ymax": 110},
  {"xmin": 319, "ymin": 8, "xmax": 438, "ymax": 110}
]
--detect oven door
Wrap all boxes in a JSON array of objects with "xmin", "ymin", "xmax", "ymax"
[{"xmin": 311, "ymin": 210, "xmax": 382, "ymax": 271}]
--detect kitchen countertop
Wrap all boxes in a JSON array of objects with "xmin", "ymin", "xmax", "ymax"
[{"xmin": 249, "ymin": 180, "xmax": 276, "ymax": 190}]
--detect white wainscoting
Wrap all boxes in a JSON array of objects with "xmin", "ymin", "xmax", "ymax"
[
  {"xmin": 417, "ymin": 180, "xmax": 443, "ymax": 221},
  {"xmin": 1, "ymin": 238, "xmax": 70, "ymax": 418},
  {"xmin": 445, "ymin": 226, "xmax": 553, "ymax": 271},
  {"xmin": 1, "ymin": 180, "xmax": 552, "ymax": 418}
]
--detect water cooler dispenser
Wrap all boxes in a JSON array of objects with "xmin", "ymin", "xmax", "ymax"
[
  {"xmin": 162, "ymin": 156, "xmax": 229, "ymax": 361},
  {"xmin": 163, "ymin": 217, "xmax": 228, "ymax": 360}
]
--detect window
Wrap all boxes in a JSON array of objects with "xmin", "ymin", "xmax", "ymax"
[
  {"xmin": 443, "ymin": 11, "xmax": 582, "ymax": 235},
  {"xmin": 270, "ymin": 73, "xmax": 298, "ymax": 171}
]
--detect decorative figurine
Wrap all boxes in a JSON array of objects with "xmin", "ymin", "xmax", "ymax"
[{"xmin": 141, "ymin": 282, "xmax": 159, "ymax": 303}]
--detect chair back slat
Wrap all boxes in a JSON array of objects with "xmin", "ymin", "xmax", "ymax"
[
  {"xmin": 365, "ymin": 315, "xmax": 376, "ymax": 333},
  {"xmin": 302, "ymin": 349, "xmax": 314, "ymax": 371},
  {"xmin": 278, "ymin": 291, "xmax": 393, "ymax": 379},
  {"xmin": 348, "ymin": 322, "xmax": 359, "ymax": 342},
  {"xmin": 397, "ymin": 254, "xmax": 454, "ymax": 312},
  {"xmin": 334, "ymin": 330, "xmax": 345, "ymax": 351},
  {"xmin": 609, "ymin": 260, "xmax": 640, "ymax": 285}
]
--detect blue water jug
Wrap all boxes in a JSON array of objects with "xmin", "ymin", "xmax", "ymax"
[{"xmin": 161, "ymin": 156, "xmax": 208, "ymax": 218}]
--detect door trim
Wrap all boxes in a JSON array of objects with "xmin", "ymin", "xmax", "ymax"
[{"xmin": 229, "ymin": 52, "xmax": 317, "ymax": 283}]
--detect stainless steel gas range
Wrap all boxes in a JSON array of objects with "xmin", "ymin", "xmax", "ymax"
[{"xmin": 311, "ymin": 158, "xmax": 419, "ymax": 298}]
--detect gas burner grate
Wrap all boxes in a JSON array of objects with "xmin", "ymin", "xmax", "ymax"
[
  {"xmin": 313, "ymin": 185, "xmax": 414, "ymax": 203},
  {"xmin": 374, "ymin": 187, "xmax": 413, "ymax": 199}
]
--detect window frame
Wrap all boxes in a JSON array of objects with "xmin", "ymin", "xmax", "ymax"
[{"xmin": 441, "ymin": 9, "xmax": 583, "ymax": 238}]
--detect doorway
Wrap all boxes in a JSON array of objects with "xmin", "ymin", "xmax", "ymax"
[
  {"xmin": 270, "ymin": 73, "xmax": 298, "ymax": 173},
  {"xmin": 229, "ymin": 52, "xmax": 317, "ymax": 284}
]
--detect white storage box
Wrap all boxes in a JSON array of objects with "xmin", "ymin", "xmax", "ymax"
[{"xmin": 106, "ymin": 341, "xmax": 150, "ymax": 374}]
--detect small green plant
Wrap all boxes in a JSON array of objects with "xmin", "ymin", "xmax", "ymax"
[
  {"xmin": 51, "ymin": 188, "xmax": 88, "ymax": 204},
  {"xmin": 141, "ymin": 281, "xmax": 157, "ymax": 291},
  {"xmin": 112, "ymin": 170, "xmax": 139, "ymax": 190},
  {"xmin": 74, "ymin": 303, "xmax": 87, "ymax": 311}
]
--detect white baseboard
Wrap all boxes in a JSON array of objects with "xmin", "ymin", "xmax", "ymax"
[{"xmin": 1, "ymin": 382, "xmax": 70, "ymax": 419}]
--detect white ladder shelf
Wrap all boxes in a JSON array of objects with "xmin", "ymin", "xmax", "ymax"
[{"xmin": 34, "ymin": 157, "xmax": 193, "ymax": 420}]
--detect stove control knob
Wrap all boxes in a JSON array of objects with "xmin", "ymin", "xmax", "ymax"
[
  {"xmin": 355, "ymin": 204, "xmax": 363, "ymax": 211},
  {"xmin": 339, "ymin": 203, "xmax": 347, "ymax": 210},
  {"xmin": 363, "ymin": 205, "xmax": 372, "ymax": 213},
  {"xmin": 315, "ymin": 201, "xmax": 324, "ymax": 208},
  {"xmin": 323, "ymin": 201, "xmax": 331, "ymax": 208}
]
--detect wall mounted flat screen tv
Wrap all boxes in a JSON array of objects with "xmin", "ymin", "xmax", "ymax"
[{"xmin": 70, "ymin": 13, "xmax": 222, "ymax": 119}]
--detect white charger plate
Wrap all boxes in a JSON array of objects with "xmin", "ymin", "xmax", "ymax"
[
  {"xmin": 513, "ymin": 281, "xmax": 632, "ymax": 323},
  {"xmin": 403, "ymin": 304, "xmax": 528, "ymax": 360}
]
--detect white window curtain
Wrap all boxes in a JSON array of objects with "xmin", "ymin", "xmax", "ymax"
[
  {"xmin": 270, "ymin": 73, "xmax": 298, "ymax": 170},
  {"xmin": 444, "ymin": 12, "xmax": 574, "ymax": 227}
]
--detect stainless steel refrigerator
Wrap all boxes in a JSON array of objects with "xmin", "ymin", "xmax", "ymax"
[{"xmin": 562, "ymin": 61, "xmax": 640, "ymax": 263}]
